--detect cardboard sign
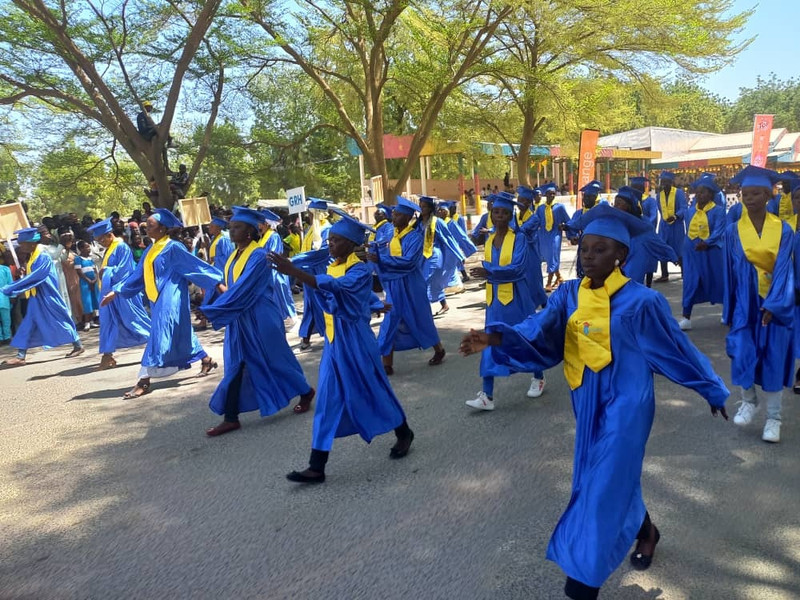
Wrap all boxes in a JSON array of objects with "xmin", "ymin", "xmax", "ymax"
[
  {"xmin": 178, "ymin": 197, "xmax": 211, "ymax": 228},
  {"xmin": 0, "ymin": 202, "xmax": 30, "ymax": 239},
  {"xmin": 369, "ymin": 176, "xmax": 383, "ymax": 207},
  {"xmin": 287, "ymin": 186, "xmax": 306, "ymax": 215}
]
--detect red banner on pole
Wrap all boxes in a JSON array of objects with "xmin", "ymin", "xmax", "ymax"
[
  {"xmin": 750, "ymin": 114, "xmax": 773, "ymax": 167},
  {"xmin": 577, "ymin": 129, "xmax": 600, "ymax": 208}
]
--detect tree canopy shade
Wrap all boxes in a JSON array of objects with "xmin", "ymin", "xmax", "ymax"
[
  {"xmin": 726, "ymin": 75, "xmax": 800, "ymax": 133},
  {"xmin": 473, "ymin": 0, "xmax": 753, "ymax": 185},
  {"xmin": 241, "ymin": 0, "xmax": 512, "ymax": 199},
  {"xmin": 0, "ymin": 0, "xmax": 227, "ymax": 208}
]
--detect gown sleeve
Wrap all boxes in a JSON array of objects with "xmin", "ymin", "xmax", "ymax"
[
  {"xmin": 1, "ymin": 253, "xmax": 51, "ymax": 296},
  {"xmin": 376, "ymin": 233, "xmax": 423, "ymax": 273},
  {"xmin": 483, "ymin": 234, "xmax": 528, "ymax": 283},
  {"xmin": 674, "ymin": 189, "xmax": 687, "ymax": 222},
  {"xmin": 632, "ymin": 292, "xmax": 729, "ymax": 408},
  {"xmin": 485, "ymin": 283, "xmax": 570, "ymax": 372},
  {"xmin": 704, "ymin": 206, "xmax": 726, "ymax": 248},
  {"xmin": 168, "ymin": 243, "xmax": 224, "ymax": 289},
  {"xmin": 721, "ymin": 224, "xmax": 737, "ymax": 325},
  {"xmin": 638, "ymin": 230, "xmax": 678, "ymax": 263},
  {"xmin": 761, "ymin": 223, "xmax": 795, "ymax": 326},
  {"xmin": 201, "ymin": 252, "xmax": 268, "ymax": 329},
  {"xmin": 435, "ymin": 219, "xmax": 466, "ymax": 261},
  {"xmin": 315, "ymin": 262, "xmax": 372, "ymax": 320}
]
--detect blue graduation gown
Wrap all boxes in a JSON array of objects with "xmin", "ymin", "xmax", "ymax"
[
  {"xmin": 203, "ymin": 233, "xmax": 234, "ymax": 306},
  {"xmin": 722, "ymin": 220, "xmax": 794, "ymax": 391},
  {"xmin": 486, "ymin": 279, "xmax": 728, "ymax": 588},
  {"xmin": 375, "ymin": 229, "xmax": 441, "ymax": 355},
  {"xmin": 312, "ymin": 259, "xmax": 407, "ymax": 451},
  {"xmin": 98, "ymin": 241, "xmax": 150, "ymax": 354},
  {"xmin": 793, "ymin": 229, "xmax": 800, "ymax": 359},
  {"xmin": 480, "ymin": 233, "xmax": 537, "ymax": 378},
  {"xmin": 293, "ymin": 248, "xmax": 331, "ymax": 339},
  {"xmin": 621, "ymin": 230, "xmax": 677, "ymax": 284},
  {"xmin": 116, "ymin": 240, "xmax": 223, "ymax": 369},
  {"xmin": 262, "ymin": 231, "xmax": 297, "ymax": 320},
  {"xmin": 446, "ymin": 217, "xmax": 477, "ymax": 259},
  {"xmin": 767, "ymin": 194, "xmax": 796, "ymax": 220},
  {"xmin": 1, "ymin": 248, "xmax": 80, "ymax": 350},
  {"xmin": 681, "ymin": 204, "xmax": 725, "ymax": 312},
  {"xmin": 656, "ymin": 189, "xmax": 687, "ymax": 260},
  {"xmin": 470, "ymin": 212, "xmax": 490, "ymax": 246},
  {"xmin": 641, "ymin": 196, "xmax": 660, "ymax": 273},
  {"xmin": 726, "ymin": 202, "xmax": 742, "ymax": 225},
  {"xmin": 422, "ymin": 218, "xmax": 465, "ymax": 303},
  {"xmin": 535, "ymin": 203, "xmax": 570, "ymax": 272},
  {"xmin": 202, "ymin": 247, "xmax": 311, "ymax": 417},
  {"xmin": 516, "ymin": 211, "xmax": 548, "ymax": 307}
]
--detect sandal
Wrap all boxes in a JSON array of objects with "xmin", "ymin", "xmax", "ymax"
[
  {"xmin": 434, "ymin": 305, "xmax": 450, "ymax": 317},
  {"xmin": 1, "ymin": 357, "xmax": 26, "ymax": 367},
  {"xmin": 65, "ymin": 347, "xmax": 85, "ymax": 358},
  {"xmin": 630, "ymin": 523, "xmax": 661, "ymax": 571},
  {"xmin": 428, "ymin": 348, "xmax": 446, "ymax": 366},
  {"xmin": 293, "ymin": 388, "xmax": 316, "ymax": 414},
  {"xmin": 198, "ymin": 358, "xmax": 218, "ymax": 377},
  {"xmin": 99, "ymin": 355, "xmax": 117, "ymax": 370},
  {"xmin": 123, "ymin": 380, "xmax": 151, "ymax": 399}
]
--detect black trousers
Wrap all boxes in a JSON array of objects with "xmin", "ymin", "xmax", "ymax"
[{"xmin": 224, "ymin": 365, "xmax": 245, "ymax": 422}]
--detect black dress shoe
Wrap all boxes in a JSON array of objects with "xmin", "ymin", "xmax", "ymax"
[
  {"xmin": 630, "ymin": 526, "xmax": 661, "ymax": 570},
  {"xmin": 389, "ymin": 430, "xmax": 414, "ymax": 459},
  {"xmin": 286, "ymin": 470, "xmax": 325, "ymax": 484}
]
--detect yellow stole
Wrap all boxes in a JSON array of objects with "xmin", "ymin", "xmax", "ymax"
[
  {"xmin": 738, "ymin": 210, "xmax": 783, "ymax": 299},
  {"xmin": 516, "ymin": 208, "xmax": 533, "ymax": 228},
  {"xmin": 257, "ymin": 230, "xmax": 275, "ymax": 248},
  {"xmin": 323, "ymin": 252, "xmax": 361, "ymax": 343},
  {"xmin": 778, "ymin": 193, "xmax": 795, "ymax": 223},
  {"xmin": 367, "ymin": 219, "xmax": 387, "ymax": 243},
  {"xmin": 486, "ymin": 212, "xmax": 493, "ymax": 229},
  {"xmin": 485, "ymin": 230, "xmax": 515, "ymax": 305},
  {"xmin": 24, "ymin": 245, "xmax": 42, "ymax": 298},
  {"xmin": 223, "ymin": 241, "xmax": 259, "ymax": 286},
  {"xmin": 544, "ymin": 204, "xmax": 554, "ymax": 231},
  {"xmin": 422, "ymin": 216, "xmax": 436, "ymax": 258},
  {"xmin": 98, "ymin": 237, "xmax": 121, "ymax": 291},
  {"xmin": 687, "ymin": 202, "xmax": 714, "ymax": 240},
  {"xmin": 143, "ymin": 236, "xmax": 170, "ymax": 303},
  {"xmin": 659, "ymin": 188, "xmax": 676, "ymax": 220},
  {"xmin": 301, "ymin": 225, "xmax": 314, "ymax": 252},
  {"xmin": 563, "ymin": 268, "xmax": 629, "ymax": 390},
  {"xmin": 390, "ymin": 224, "xmax": 414, "ymax": 256},
  {"xmin": 209, "ymin": 234, "xmax": 223, "ymax": 262}
]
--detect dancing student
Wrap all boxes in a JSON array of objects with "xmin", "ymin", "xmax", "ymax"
[
  {"xmin": 535, "ymin": 182, "xmax": 570, "ymax": 291},
  {"xmin": 630, "ymin": 176, "xmax": 659, "ymax": 287},
  {"xmin": 677, "ymin": 175, "xmax": 725, "ymax": 331},
  {"xmin": 654, "ymin": 171, "xmax": 686, "ymax": 282},
  {"xmin": 100, "ymin": 209, "xmax": 222, "ymax": 398},
  {"xmin": 197, "ymin": 208, "xmax": 316, "ymax": 436},
  {"xmin": 515, "ymin": 187, "xmax": 548, "ymax": 308},
  {"xmin": 437, "ymin": 200, "xmax": 474, "ymax": 293},
  {"xmin": 1, "ymin": 227, "xmax": 84, "ymax": 366},
  {"xmin": 767, "ymin": 171, "xmax": 798, "ymax": 224},
  {"xmin": 418, "ymin": 195, "xmax": 465, "ymax": 316},
  {"xmin": 270, "ymin": 213, "xmax": 415, "ymax": 483},
  {"xmin": 87, "ymin": 217, "xmax": 150, "ymax": 370},
  {"xmin": 369, "ymin": 196, "xmax": 447, "ymax": 374},
  {"xmin": 470, "ymin": 196, "xmax": 494, "ymax": 246},
  {"xmin": 460, "ymin": 203, "xmax": 729, "ymax": 600},
  {"xmin": 612, "ymin": 187, "xmax": 677, "ymax": 284},
  {"xmin": 790, "ymin": 178, "xmax": 800, "ymax": 393},
  {"xmin": 724, "ymin": 166, "xmax": 794, "ymax": 444},
  {"xmin": 257, "ymin": 209, "xmax": 297, "ymax": 325},
  {"xmin": 446, "ymin": 200, "xmax": 475, "ymax": 282},
  {"xmin": 465, "ymin": 195, "xmax": 546, "ymax": 411}
]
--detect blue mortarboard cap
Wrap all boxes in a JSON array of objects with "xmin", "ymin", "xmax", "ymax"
[
  {"xmin": 615, "ymin": 186, "xmax": 642, "ymax": 208},
  {"xmin": 307, "ymin": 198, "xmax": 328, "ymax": 211},
  {"xmin": 437, "ymin": 200, "xmax": 452, "ymax": 210},
  {"xmin": 778, "ymin": 171, "xmax": 798, "ymax": 183},
  {"xmin": 580, "ymin": 180, "xmax": 603, "ymax": 195},
  {"xmin": 153, "ymin": 208, "xmax": 183, "ymax": 229},
  {"xmin": 630, "ymin": 176, "xmax": 648, "ymax": 186},
  {"xmin": 259, "ymin": 208, "xmax": 281, "ymax": 223},
  {"xmin": 791, "ymin": 179, "xmax": 800, "ymax": 194},
  {"xmin": 541, "ymin": 182, "xmax": 558, "ymax": 194},
  {"xmin": 532, "ymin": 187, "xmax": 542, "ymax": 196},
  {"xmin": 209, "ymin": 217, "xmax": 228, "ymax": 228},
  {"xmin": 659, "ymin": 171, "xmax": 675, "ymax": 181},
  {"xmin": 578, "ymin": 203, "xmax": 651, "ymax": 249},
  {"xmin": 491, "ymin": 195, "xmax": 521, "ymax": 212},
  {"xmin": 691, "ymin": 174, "xmax": 721, "ymax": 194},
  {"xmin": 329, "ymin": 211, "xmax": 375, "ymax": 244},
  {"xmin": 375, "ymin": 203, "xmax": 393, "ymax": 216},
  {"xmin": 87, "ymin": 218, "xmax": 113, "ymax": 238},
  {"xmin": 15, "ymin": 227, "xmax": 41, "ymax": 243},
  {"xmin": 395, "ymin": 196, "xmax": 421, "ymax": 216},
  {"xmin": 517, "ymin": 185, "xmax": 535, "ymax": 200},
  {"xmin": 418, "ymin": 195, "xmax": 436, "ymax": 207},
  {"xmin": 230, "ymin": 207, "xmax": 266, "ymax": 229},
  {"xmin": 731, "ymin": 165, "xmax": 781, "ymax": 189},
  {"xmin": 495, "ymin": 191, "xmax": 515, "ymax": 203}
]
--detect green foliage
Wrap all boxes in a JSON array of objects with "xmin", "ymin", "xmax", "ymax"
[{"xmin": 726, "ymin": 74, "xmax": 800, "ymax": 133}]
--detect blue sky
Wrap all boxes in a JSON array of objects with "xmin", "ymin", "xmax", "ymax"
[{"xmin": 700, "ymin": 0, "xmax": 800, "ymax": 100}]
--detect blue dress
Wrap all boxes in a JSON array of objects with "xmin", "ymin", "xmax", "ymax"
[
  {"xmin": 115, "ymin": 239, "xmax": 223, "ymax": 371},
  {"xmin": 681, "ymin": 203, "xmax": 725, "ymax": 314},
  {"xmin": 621, "ymin": 230, "xmax": 677, "ymax": 284},
  {"xmin": 515, "ymin": 210, "xmax": 548, "ymax": 307},
  {"xmin": 312, "ymin": 257, "xmax": 407, "ymax": 451},
  {"xmin": 375, "ymin": 229, "xmax": 441, "ymax": 355},
  {"xmin": 203, "ymin": 233, "xmax": 234, "ymax": 306},
  {"xmin": 202, "ymin": 246, "xmax": 312, "ymax": 417},
  {"xmin": 75, "ymin": 255, "xmax": 99, "ymax": 312},
  {"xmin": 293, "ymin": 248, "xmax": 331, "ymax": 340},
  {"xmin": 1, "ymin": 247, "xmax": 81, "ymax": 351},
  {"xmin": 261, "ymin": 231, "xmax": 297, "ymax": 320},
  {"xmin": 486, "ymin": 279, "xmax": 728, "ymax": 588},
  {"xmin": 656, "ymin": 188, "xmax": 687, "ymax": 261},
  {"xmin": 723, "ymin": 218, "xmax": 794, "ymax": 392},
  {"xmin": 535, "ymin": 203, "xmax": 570, "ymax": 272},
  {"xmin": 98, "ymin": 241, "xmax": 151, "ymax": 354}
]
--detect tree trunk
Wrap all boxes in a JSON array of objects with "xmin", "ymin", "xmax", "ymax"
[{"xmin": 517, "ymin": 109, "xmax": 545, "ymax": 187}]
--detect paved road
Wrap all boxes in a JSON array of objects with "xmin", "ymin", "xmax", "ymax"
[{"xmin": 1, "ymin": 251, "xmax": 799, "ymax": 599}]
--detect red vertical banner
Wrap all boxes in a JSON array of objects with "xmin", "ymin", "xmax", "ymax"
[
  {"xmin": 750, "ymin": 114, "xmax": 773, "ymax": 167},
  {"xmin": 577, "ymin": 129, "xmax": 600, "ymax": 208}
]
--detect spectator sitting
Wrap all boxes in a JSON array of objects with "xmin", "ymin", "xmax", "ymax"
[
  {"xmin": 170, "ymin": 164, "xmax": 189, "ymax": 199},
  {"xmin": 136, "ymin": 101, "xmax": 158, "ymax": 141}
]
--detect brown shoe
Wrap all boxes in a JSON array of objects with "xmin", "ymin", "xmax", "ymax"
[
  {"xmin": 206, "ymin": 421, "xmax": 241, "ymax": 436},
  {"xmin": 99, "ymin": 354, "xmax": 117, "ymax": 370},
  {"xmin": 1, "ymin": 357, "xmax": 26, "ymax": 367},
  {"xmin": 65, "ymin": 347, "xmax": 85, "ymax": 358}
]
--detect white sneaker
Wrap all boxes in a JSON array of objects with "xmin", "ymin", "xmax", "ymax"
[
  {"xmin": 466, "ymin": 391, "xmax": 494, "ymax": 411},
  {"xmin": 678, "ymin": 318, "xmax": 692, "ymax": 331},
  {"xmin": 762, "ymin": 419, "xmax": 781, "ymax": 443},
  {"xmin": 527, "ymin": 376, "xmax": 545, "ymax": 398},
  {"xmin": 733, "ymin": 402, "xmax": 758, "ymax": 426}
]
